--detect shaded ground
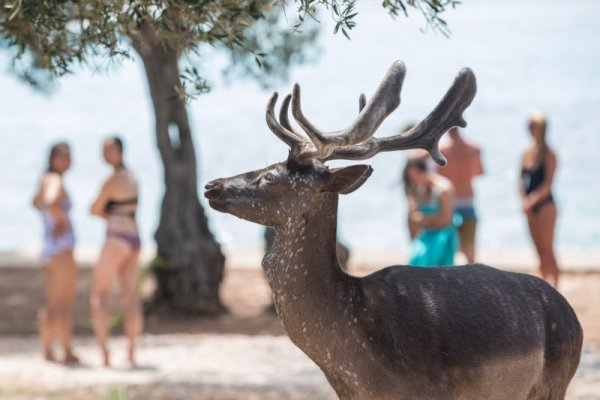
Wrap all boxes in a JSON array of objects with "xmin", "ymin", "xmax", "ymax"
[
  {"xmin": 195, "ymin": 267, "xmax": 600, "ymax": 340},
  {"xmin": 0, "ymin": 266, "xmax": 284, "ymax": 337},
  {"xmin": 1, "ymin": 266, "xmax": 599, "ymax": 343},
  {"xmin": 0, "ymin": 266, "xmax": 599, "ymax": 399}
]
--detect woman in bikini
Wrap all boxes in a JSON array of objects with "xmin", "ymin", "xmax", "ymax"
[
  {"xmin": 33, "ymin": 142, "xmax": 79, "ymax": 363},
  {"xmin": 90, "ymin": 136, "xmax": 143, "ymax": 366},
  {"xmin": 403, "ymin": 157, "xmax": 457, "ymax": 267},
  {"xmin": 519, "ymin": 112, "xmax": 560, "ymax": 288}
]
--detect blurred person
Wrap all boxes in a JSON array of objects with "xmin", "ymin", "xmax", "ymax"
[
  {"xmin": 402, "ymin": 123, "xmax": 436, "ymax": 171},
  {"xmin": 90, "ymin": 137, "xmax": 143, "ymax": 366},
  {"xmin": 404, "ymin": 158, "xmax": 457, "ymax": 267},
  {"xmin": 520, "ymin": 112, "xmax": 560, "ymax": 288},
  {"xmin": 32, "ymin": 142, "xmax": 79, "ymax": 363},
  {"xmin": 437, "ymin": 127, "xmax": 484, "ymax": 263}
]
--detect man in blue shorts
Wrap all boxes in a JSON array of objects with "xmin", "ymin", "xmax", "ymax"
[{"xmin": 438, "ymin": 127, "xmax": 484, "ymax": 263}]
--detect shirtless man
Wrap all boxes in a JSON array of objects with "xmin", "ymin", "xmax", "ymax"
[{"xmin": 437, "ymin": 127, "xmax": 484, "ymax": 263}]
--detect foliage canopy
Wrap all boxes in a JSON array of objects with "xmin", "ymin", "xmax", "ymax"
[{"xmin": 1, "ymin": 0, "xmax": 459, "ymax": 95}]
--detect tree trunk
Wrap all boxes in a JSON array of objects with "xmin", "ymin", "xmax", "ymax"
[{"xmin": 135, "ymin": 39, "xmax": 226, "ymax": 316}]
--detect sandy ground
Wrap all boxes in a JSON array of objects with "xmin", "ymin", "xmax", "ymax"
[
  {"xmin": 0, "ymin": 335, "xmax": 598, "ymax": 400},
  {"xmin": 0, "ymin": 266, "xmax": 599, "ymax": 399}
]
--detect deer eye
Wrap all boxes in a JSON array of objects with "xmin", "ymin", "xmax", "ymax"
[{"xmin": 263, "ymin": 173, "xmax": 276, "ymax": 185}]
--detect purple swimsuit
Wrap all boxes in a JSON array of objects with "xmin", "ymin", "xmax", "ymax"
[
  {"xmin": 104, "ymin": 195, "xmax": 141, "ymax": 250},
  {"xmin": 41, "ymin": 198, "xmax": 75, "ymax": 262},
  {"xmin": 107, "ymin": 230, "xmax": 141, "ymax": 250}
]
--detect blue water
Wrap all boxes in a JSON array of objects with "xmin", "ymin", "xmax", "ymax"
[{"xmin": 1, "ymin": 0, "xmax": 599, "ymax": 255}]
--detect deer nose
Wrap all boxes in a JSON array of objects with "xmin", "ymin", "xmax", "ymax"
[{"xmin": 204, "ymin": 180, "xmax": 224, "ymax": 200}]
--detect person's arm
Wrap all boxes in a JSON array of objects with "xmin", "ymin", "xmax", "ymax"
[
  {"xmin": 524, "ymin": 150, "xmax": 556, "ymax": 213},
  {"xmin": 518, "ymin": 152, "xmax": 527, "ymax": 204},
  {"xmin": 418, "ymin": 185, "xmax": 454, "ymax": 229},
  {"xmin": 91, "ymin": 178, "xmax": 111, "ymax": 219},
  {"xmin": 406, "ymin": 193, "xmax": 420, "ymax": 239},
  {"xmin": 42, "ymin": 175, "xmax": 69, "ymax": 236},
  {"xmin": 32, "ymin": 180, "xmax": 44, "ymax": 210},
  {"xmin": 474, "ymin": 147, "xmax": 484, "ymax": 177}
]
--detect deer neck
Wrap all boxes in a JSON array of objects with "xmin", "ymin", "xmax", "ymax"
[
  {"xmin": 264, "ymin": 192, "xmax": 342, "ymax": 286},
  {"xmin": 262, "ymin": 193, "xmax": 374, "ymax": 393},
  {"xmin": 262, "ymin": 193, "xmax": 348, "ymax": 319}
]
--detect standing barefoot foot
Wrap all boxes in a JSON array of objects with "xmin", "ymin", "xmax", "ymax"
[
  {"xmin": 127, "ymin": 346, "xmax": 136, "ymax": 367},
  {"xmin": 102, "ymin": 349, "xmax": 110, "ymax": 367},
  {"xmin": 64, "ymin": 351, "xmax": 80, "ymax": 364},
  {"xmin": 43, "ymin": 349, "xmax": 56, "ymax": 362}
]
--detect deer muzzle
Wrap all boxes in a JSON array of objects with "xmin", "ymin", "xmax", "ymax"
[{"xmin": 204, "ymin": 180, "xmax": 224, "ymax": 200}]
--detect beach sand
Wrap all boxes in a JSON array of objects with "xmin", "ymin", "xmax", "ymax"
[{"xmin": 0, "ymin": 257, "xmax": 599, "ymax": 399}]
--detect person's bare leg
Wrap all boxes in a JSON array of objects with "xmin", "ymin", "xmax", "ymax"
[
  {"xmin": 528, "ymin": 206, "xmax": 560, "ymax": 288},
  {"xmin": 91, "ymin": 239, "xmax": 128, "ymax": 366},
  {"xmin": 527, "ymin": 213, "xmax": 548, "ymax": 282},
  {"xmin": 459, "ymin": 220, "xmax": 477, "ymax": 264},
  {"xmin": 535, "ymin": 204, "xmax": 560, "ymax": 289},
  {"xmin": 39, "ymin": 264, "xmax": 56, "ymax": 362},
  {"xmin": 119, "ymin": 248, "xmax": 143, "ymax": 366},
  {"xmin": 461, "ymin": 240, "xmax": 476, "ymax": 264},
  {"xmin": 38, "ymin": 308, "xmax": 55, "ymax": 361},
  {"xmin": 52, "ymin": 251, "xmax": 79, "ymax": 363}
]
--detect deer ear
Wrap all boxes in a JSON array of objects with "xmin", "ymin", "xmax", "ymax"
[{"xmin": 322, "ymin": 165, "xmax": 373, "ymax": 195}]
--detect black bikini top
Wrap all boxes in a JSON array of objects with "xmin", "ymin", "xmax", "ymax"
[{"xmin": 105, "ymin": 197, "xmax": 138, "ymax": 216}]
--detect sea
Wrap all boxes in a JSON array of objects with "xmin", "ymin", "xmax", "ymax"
[{"xmin": 1, "ymin": 0, "xmax": 599, "ymax": 256}]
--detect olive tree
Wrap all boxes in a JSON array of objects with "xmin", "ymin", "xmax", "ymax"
[{"xmin": 1, "ymin": 0, "xmax": 458, "ymax": 315}]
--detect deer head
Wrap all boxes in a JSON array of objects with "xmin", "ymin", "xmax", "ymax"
[{"xmin": 204, "ymin": 60, "xmax": 476, "ymax": 227}]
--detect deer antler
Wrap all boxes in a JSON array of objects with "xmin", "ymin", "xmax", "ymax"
[
  {"xmin": 325, "ymin": 68, "xmax": 477, "ymax": 166},
  {"xmin": 265, "ymin": 62, "xmax": 477, "ymax": 167},
  {"xmin": 265, "ymin": 92, "xmax": 318, "ymax": 164},
  {"xmin": 291, "ymin": 60, "xmax": 406, "ymax": 159},
  {"xmin": 358, "ymin": 94, "xmax": 367, "ymax": 112},
  {"xmin": 278, "ymin": 94, "xmax": 304, "ymax": 139}
]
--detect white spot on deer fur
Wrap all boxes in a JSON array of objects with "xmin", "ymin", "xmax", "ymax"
[
  {"xmin": 422, "ymin": 290, "xmax": 439, "ymax": 323},
  {"xmin": 397, "ymin": 285, "xmax": 407, "ymax": 296}
]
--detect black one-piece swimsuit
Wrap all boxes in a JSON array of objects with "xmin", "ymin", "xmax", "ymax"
[{"xmin": 521, "ymin": 163, "xmax": 554, "ymax": 214}]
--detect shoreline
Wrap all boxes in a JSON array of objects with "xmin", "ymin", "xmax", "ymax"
[{"xmin": 2, "ymin": 248, "xmax": 599, "ymax": 273}]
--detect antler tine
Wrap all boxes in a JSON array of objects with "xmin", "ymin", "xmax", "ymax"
[
  {"xmin": 266, "ymin": 92, "xmax": 305, "ymax": 148},
  {"xmin": 291, "ymin": 61, "xmax": 406, "ymax": 159},
  {"xmin": 358, "ymin": 93, "xmax": 366, "ymax": 112},
  {"xmin": 279, "ymin": 94, "xmax": 305, "ymax": 141},
  {"xmin": 325, "ymin": 68, "xmax": 477, "ymax": 166},
  {"xmin": 265, "ymin": 91, "xmax": 319, "ymax": 165}
]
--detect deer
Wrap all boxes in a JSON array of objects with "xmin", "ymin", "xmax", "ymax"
[{"xmin": 204, "ymin": 61, "xmax": 583, "ymax": 400}]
